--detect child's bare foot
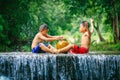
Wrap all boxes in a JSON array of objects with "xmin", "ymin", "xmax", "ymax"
[
  {"xmin": 53, "ymin": 49, "xmax": 58, "ymax": 54},
  {"xmin": 57, "ymin": 49, "xmax": 61, "ymax": 54},
  {"xmin": 49, "ymin": 49, "xmax": 55, "ymax": 54},
  {"xmin": 50, "ymin": 49, "xmax": 58, "ymax": 54}
]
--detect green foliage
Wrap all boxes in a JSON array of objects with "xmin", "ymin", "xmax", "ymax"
[
  {"xmin": 0, "ymin": 0, "xmax": 120, "ymax": 52},
  {"xmin": 0, "ymin": 44, "xmax": 11, "ymax": 51},
  {"xmin": 21, "ymin": 45, "xmax": 31, "ymax": 52},
  {"xmin": 90, "ymin": 41, "xmax": 120, "ymax": 51},
  {"xmin": 0, "ymin": 14, "xmax": 11, "ymax": 47}
]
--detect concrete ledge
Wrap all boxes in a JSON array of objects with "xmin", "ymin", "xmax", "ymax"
[{"xmin": 0, "ymin": 51, "xmax": 120, "ymax": 55}]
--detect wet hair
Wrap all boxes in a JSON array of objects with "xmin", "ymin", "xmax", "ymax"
[
  {"xmin": 39, "ymin": 24, "xmax": 49, "ymax": 31},
  {"xmin": 81, "ymin": 21, "xmax": 90, "ymax": 28}
]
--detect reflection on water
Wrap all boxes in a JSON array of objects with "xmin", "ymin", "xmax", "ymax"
[{"xmin": 0, "ymin": 76, "xmax": 9, "ymax": 80}]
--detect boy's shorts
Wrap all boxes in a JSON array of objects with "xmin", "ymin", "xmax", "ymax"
[
  {"xmin": 32, "ymin": 43, "xmax": 49, "ymax": 53},
  {"xmin": 69, "ymin": 45, "xmax": 88, "ymax": 54}
]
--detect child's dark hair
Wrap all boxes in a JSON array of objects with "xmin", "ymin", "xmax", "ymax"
[
  {"xmin": 81, "ymin": 21, "xmax": 90, "ymax": 28},
  {"xmin": 39, "ymin": 24, "xmax": 49, "ymax": 31}
]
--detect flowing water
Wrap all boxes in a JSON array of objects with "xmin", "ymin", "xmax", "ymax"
[{"xmin": 0, "ymin": 52, "xmax": 120, "ymax": 80}]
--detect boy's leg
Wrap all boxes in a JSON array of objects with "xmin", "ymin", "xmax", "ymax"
[
  {"xmin": 40, "ymin": 43, "xmax": 54, "ymax": 53},
  {"xmin": 48, "ymin": 44, "xmax": 56, "ymax": 50},
  {"xmin": 48, "ymin": 44, "xmax": 58, "ymax": 53},
  {"xmin": 57, "ymin": 44, "xmax": 74, "ymax": 53}
]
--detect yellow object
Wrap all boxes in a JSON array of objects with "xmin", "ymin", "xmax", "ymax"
[{"xmin": 56, "ymin": 39, "xmax": 69, "ymax": 49}]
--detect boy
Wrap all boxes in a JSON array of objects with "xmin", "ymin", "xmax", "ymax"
[
  {"xmin": 31, "ymin": 24, "xmax": 63, "ymax": 53},
  {"xmin": 57, "ymin": 19, "xmax": 94, "ymax": 54}
]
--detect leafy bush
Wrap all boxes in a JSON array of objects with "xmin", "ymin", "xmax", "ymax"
[{"xmin": 90, "ymin": 41, "xmax": 120, "ymax": 51}]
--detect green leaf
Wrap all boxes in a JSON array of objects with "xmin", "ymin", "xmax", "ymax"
[{"xmin": 0, "ymin": 25, "xmax": 3, "ymax": 32}]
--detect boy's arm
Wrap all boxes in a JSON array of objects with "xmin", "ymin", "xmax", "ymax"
[
  {"xmin": 86, "ymin": 19, "xmax": 94, "ymax": 36},
  {"xmin": 39, "ymin": 34, "xmax": 61, "ymax": 41},
  {"xmin": 86, "ymin": 28, "xmax": 91, "ymax": 37},
  {"xmin": 90, "ymin": 19, "xmax": 94, "ymax": 34},
  {"xmin": 46, "ymin": 34, "xmax": 64, "ymax": 40},
  {"xmin": 46, "ymin": 35, "xmax": 59, "ymax": 38}
]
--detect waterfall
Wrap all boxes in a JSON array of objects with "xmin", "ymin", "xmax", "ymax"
[{"xmin": 0, "ymin": 52, "xmax": 120, "ymax": 80}]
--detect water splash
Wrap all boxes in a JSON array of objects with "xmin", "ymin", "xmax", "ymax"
[
  {"xmin": 0, "ymin": 53, "xmax": 120, "ymax": 80},
  {"xmin": 0, "ymin": 76, "xmax": 9, "ymax": 80}
]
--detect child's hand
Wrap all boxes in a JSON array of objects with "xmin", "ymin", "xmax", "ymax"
[
  {"xmin": 56, "ymin": 36, "xmax": 64, "ymax": 40},
  {"xmin": 59, "ymin": 36, "xmax": 64, "ymax": 40},
  {"xmin": 90, "ymin": 19, "xmax": 94, "ymax": 23}
]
